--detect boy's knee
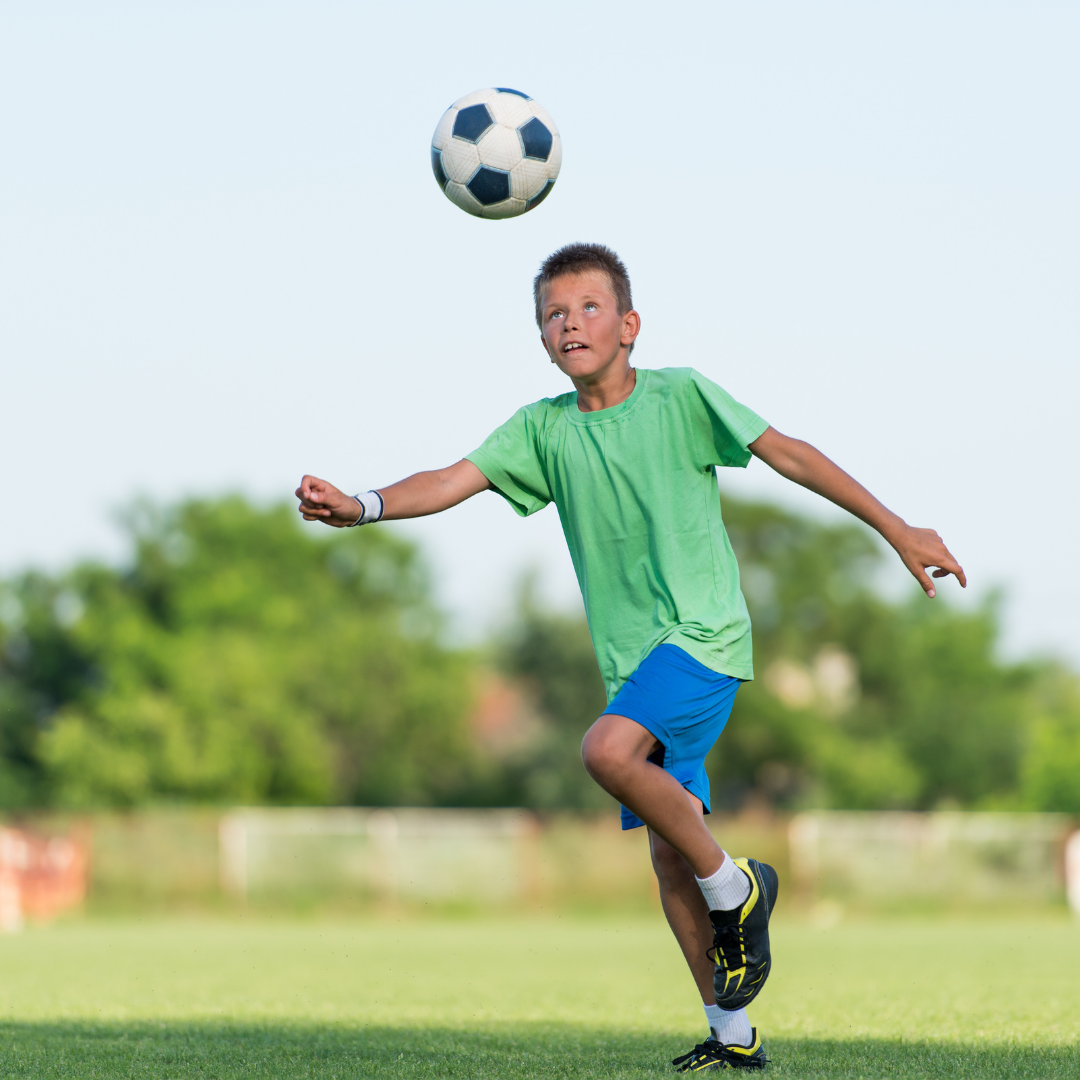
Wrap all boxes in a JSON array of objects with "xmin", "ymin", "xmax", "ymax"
[
  {"xmin": 580, "ymin": 723, "xmax": 623, "ymax": 783},
  {"xmin": 580, "ymin": 727, "xmax": 605, "ymax": 778},
  {"xmin": 581, "ymin": 714, "xmax": 661, "ymax": 791}
]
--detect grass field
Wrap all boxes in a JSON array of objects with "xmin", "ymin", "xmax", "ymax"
[{"xmin": 0, "ymin": 914, "xmax": 1076, "ymax": 1078}]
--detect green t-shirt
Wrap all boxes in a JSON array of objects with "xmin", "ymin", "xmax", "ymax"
[{"xmin": 467, "ymin": 367, "xmax": 769, "ymax": 701}]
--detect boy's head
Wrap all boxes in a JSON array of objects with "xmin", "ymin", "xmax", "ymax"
[
  {"xmin": 534, "ymin": 243, "xmax": 634, "ymax": 338},
  {"xmin": 534, "ymin": 244, "xmax": 640, "ymax": 375}
]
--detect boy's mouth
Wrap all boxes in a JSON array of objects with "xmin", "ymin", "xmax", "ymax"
[{"xmin": 563, "ymin": 342, "xmax": 588, "ymax": 353}]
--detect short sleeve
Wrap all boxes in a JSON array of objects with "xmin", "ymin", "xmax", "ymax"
[
  {"xmin": 466, "ymin": 405, "xmax": 553, "ymax": 517},
  {"xmin": 689, "ymin": 370, "xmax": 769, "ymax": 468}
]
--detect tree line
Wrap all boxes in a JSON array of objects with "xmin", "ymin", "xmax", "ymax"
[{"xmin": 0, "ymin": 494, "xmax": 1077, "ymax": 813}]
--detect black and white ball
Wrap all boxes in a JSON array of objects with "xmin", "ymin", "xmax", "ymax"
[{"xmin": 431, "ymin": 88, "xmax": 561, "ymax": 219}]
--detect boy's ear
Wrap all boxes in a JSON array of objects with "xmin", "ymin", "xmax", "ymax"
[{"xmin": 621, "ymin": 309, "xmax": 641, "ymax": 348}]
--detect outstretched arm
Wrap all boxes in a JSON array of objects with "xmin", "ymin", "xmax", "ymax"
[
  {"xmin": 296, "ymin": 459, "xmax": 491, "ymax": 528},
  {"xmin": 748, "ymin": 426, "xmax": 966, "ymax": 598}
]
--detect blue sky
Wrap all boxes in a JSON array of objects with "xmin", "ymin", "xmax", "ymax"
[{"xmin": 1, "ymin": 2, "xmax": 1077, "ymax": 662}]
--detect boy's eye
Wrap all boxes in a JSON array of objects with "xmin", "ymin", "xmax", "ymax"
[
  {"xmin": 548, "ymin": 310, "xmax": 564, "ymax": 321},
  {"xmin": 584, "ymin": 302, "xmax": 597, "ymax": 311}
]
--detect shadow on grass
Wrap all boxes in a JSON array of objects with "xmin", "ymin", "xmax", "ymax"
[{"xmin": 0, "ymin": 1021, "xmax": 1075, "ymax": 1079}]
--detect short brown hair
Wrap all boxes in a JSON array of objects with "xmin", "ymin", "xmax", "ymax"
[{"xmin": 533, "ymin": 242, "xmax": 634, "ymax": 337}]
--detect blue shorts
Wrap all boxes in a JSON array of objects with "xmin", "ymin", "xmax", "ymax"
[{"xmin": 602, "ymin": 644, "xmax": 741, "ymax": 830}]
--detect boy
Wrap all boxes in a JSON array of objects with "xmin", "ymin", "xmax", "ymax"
[{"xmin": 296, "ymin": 243, "xmax": 964, "ymax": 1070}]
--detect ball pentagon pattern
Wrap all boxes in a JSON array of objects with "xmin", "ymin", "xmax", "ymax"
[{"xmin": 431, "ymin": 88, "xmax": 561, "ymax": 219}]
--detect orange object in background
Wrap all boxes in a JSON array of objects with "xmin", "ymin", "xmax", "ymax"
[{"xmin": 0, "ymin": 827, "xmax": 88, "ymax": 931}]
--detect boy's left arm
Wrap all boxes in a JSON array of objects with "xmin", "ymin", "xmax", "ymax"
[{"xmin": 748, "ymin": 426, "xmax": 966, "ymax": 598}]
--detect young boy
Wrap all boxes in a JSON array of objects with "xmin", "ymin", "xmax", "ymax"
[{"xmin": 296, "ymin": 243, "xmax": 965, "ymax": 1070}]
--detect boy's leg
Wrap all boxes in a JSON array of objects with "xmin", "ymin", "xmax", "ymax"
[
  {"xmin": 648, "ymin": 804, "xmax": 753, "ymax": 1044},
  {"xmin": 581, "ymin": 712, "xmax": 724, "ymax": 877},
  {"xmin": 583, "ymin": 711, "xmax": 779, "ymax": 1018}
]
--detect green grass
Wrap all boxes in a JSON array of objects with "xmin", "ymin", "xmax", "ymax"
[{"xmin": 0, "ymin": 915, "xmax": 1077, "ymax": 1077}]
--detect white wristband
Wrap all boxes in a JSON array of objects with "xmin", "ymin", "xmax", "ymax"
[{"xmin": 347, "ymin": 490, "xmax": 384, "ymax": 527}]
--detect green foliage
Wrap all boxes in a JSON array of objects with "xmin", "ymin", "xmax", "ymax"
[
  {"xmin": 492, "ymin": 578, "xmax": 612, "ymax": 810},
  {"xmin": 0, "ymin": 497, "xmax": 481, "ymax": 809},
  {"xmin": 1020, "ymin": 667, "xmax": 1080, "ymax": 813}
]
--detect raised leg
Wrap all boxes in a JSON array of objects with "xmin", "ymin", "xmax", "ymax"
[{"xmin": 581, "ymin": 712, "xmax": 725, "ymax": 878}]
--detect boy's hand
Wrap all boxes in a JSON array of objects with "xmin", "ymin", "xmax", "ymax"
[
  {"xmin": 296, "ymin": 461, "xmax": 490, "ymax": 526},
  {"xmin": 295, "ymin": 475, "xmax": 362, "ymax": 527},
  {"xmin": 885, "ymin": 523, "xmax": 967, "ymax": 599}
]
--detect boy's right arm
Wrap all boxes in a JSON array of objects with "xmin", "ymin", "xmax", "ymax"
[{"xmin": 296, "ymin": 459, "xmax": 491, "ymax": 527}]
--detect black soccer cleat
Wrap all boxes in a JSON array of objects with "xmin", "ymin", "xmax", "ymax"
[
  {"xmin": 672, "ymin": 1029, "xmax": 768, "ymax": 1071},
  {"xmin": 708, "ymin": 857, "xmax": 779, "ymax": 1010}
]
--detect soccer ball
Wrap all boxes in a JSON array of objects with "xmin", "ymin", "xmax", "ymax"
[{"xmin": 431, "ymin": 88, "xmax": 561, "ymax": 220}]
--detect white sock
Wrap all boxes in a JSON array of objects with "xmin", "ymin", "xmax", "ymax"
[
  {"xmin": 704, "ymin": 1003, "xmax": 753, "ymax": 1046},
  {"xmin": 695, "ymin": 852, "xmax": 750, "ymax": 912}
]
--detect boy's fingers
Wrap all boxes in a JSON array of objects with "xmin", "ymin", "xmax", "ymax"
[
  {"xmin": 908, "ymin": 561, "xmax": 936, "ymax": 598},
  {"xmin": 918, "ymin": 558, "xmax": 965, "ymax": 593},
  {"xmin": 297, "ymin": 475, "xmax": 329, "ymax": 499},
  {"xmin": 901, "ymin": 527, "xmax": 967, "ymax": 593},
  {"xmin": 934, "ymin": 552, "xmax": 967, "ymax": 588}
]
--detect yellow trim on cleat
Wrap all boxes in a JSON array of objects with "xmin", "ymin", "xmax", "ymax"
[
  {"xmin": 671, "ymin": 1028, "xmax": 767, "ymax": 1072},
  {"xmin": 713, "ymin": 860, "xmax": 755, "ymax": 993},
  {"xmin": 733, "ymin": 858, "xmax": 759, "ymax": 923},
  {"xmin": 722, "ymin": 1028, "xmax": 762, "ymax": 1059}
]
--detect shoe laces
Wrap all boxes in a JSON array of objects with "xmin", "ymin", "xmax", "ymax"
[
  {"xmin": 672, "ymin": 1037, "xmax": 768, "ymax": 1072},
  {"xmin": 707, "ymin": 923, "xmax": 745, "ymax": 971},
  {"xmin": 672, "ymin": 1039, "xmax": 717, "ymax": 1071}
]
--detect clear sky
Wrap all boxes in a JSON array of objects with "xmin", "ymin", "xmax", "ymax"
[{"xmin": 1, "ymin": 2, "xmax": 1077, "ymax": 663}]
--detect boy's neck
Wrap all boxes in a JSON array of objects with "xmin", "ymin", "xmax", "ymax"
[{"xmin": 573, "ymin": 360, "xmax": 637, "ymax": 413}]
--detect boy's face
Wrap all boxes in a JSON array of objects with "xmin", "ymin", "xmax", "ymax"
[{"xmin": 540, "ymin": 271, "xmax": 640, "ymax": 381}]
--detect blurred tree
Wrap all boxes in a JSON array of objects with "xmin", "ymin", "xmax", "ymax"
[
  {"xmin": 492, "ymin": 577, "xmax": 613, "ymax": 810},
  {"xmin": 844, "ymin": 595, "xmax": 1028, "ymax": 808},
  {"xmin": 3, "ymin": 490, "xmax": 1076, "ymax": 813},
  {"xmin": 0, "ymin": 497, "xmax": 483, "ymax": 809},
  {"xmin": 1019, "ymin": 665, "xmax": 1080, "ymax": 813}
]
